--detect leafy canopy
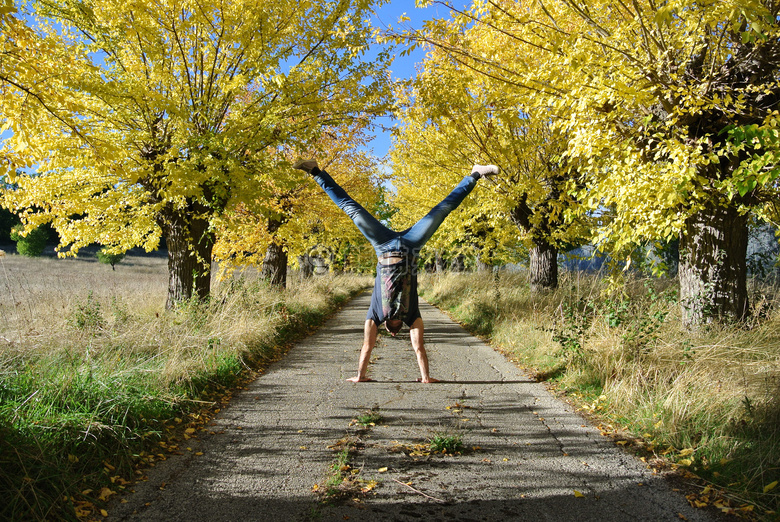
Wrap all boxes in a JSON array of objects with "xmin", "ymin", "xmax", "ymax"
[
  {"xmin": 1, "ymin": 0, "xmax": 392, "ymax": 255},
  {"xmin": 395, "ymin": 0, "xmax": 780, "ymax": 257}
]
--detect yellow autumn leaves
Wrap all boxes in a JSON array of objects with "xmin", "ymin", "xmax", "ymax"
[
  {"xmin": 1, "ymin": 0, "xmax": 391, "ymax": 290},
  {"xmin": 388, "ymin": 0, "xmax": 780, "ymax": 271}
]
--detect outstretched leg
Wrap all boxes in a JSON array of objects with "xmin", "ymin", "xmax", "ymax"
[
  {"xmin": 296, "ymin": 160, "xmax": 395, "ymax": 249},
  {"xmin": 402, "ymin": 165, "xmax": 498, "ymax": 250}
]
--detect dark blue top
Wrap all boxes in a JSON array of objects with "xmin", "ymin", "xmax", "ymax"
[{"xmin": 366, "ymin": 257, "xmax": 421, "ymax": 327}]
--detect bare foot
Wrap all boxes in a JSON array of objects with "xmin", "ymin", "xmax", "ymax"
[
  {"xmin": 416, "ymin": 377, "xmax": 440, "ymax": 383},
  {"xmin": 346, "ymin": 376, "xmax": 374, "ymax": 382}
]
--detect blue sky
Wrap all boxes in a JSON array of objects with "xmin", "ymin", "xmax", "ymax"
[{"xmin": 366, "ymin": 1, "xmax": 460, "ymax": 159}]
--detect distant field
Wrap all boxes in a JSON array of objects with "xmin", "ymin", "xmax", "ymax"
[{"xmin": 0, "ymin": 248, "xmax": 168, "ymax": 340}]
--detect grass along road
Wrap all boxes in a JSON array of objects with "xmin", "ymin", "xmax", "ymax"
[
  {"xmin": 420, "ymin": 270, "xmax": 780, "ymax": 519},
  {"xmin": 0, "ymin": 248, "xmax": 371, "ymax": 520}
]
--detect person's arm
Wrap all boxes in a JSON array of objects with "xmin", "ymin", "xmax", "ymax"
[
  {"xmin": 409, "ymin": 317, "xmax": 439, "ymax": 383},
  {"xmin": 347, "ymin": 319, "xmax": 379, "ymax": 382}
]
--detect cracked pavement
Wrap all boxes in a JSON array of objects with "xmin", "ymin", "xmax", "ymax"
[{"xmin": 108, "ymin": 292, "xmax": 715, "ymax": 522}]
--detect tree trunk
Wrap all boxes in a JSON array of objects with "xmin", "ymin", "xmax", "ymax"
[
  {"xmin": 261, "ymin": 216, "xmax": 288, "ymax": 288},
  {"xmin": 298, "ymin": 254, "xmax": 314, "ymax": 279},
  {"xmin": 311, "ymin": 255, "xmax": 327, "ymax": 275},
  {"xmin": 450, "ymin": 254, "xmax": 465, "ymax": 272},
  {"xmin": 262, "ymin": 241, "xmax": 288, "ymax": 288},
  {"xmin": 679, "ymin": 202, "xmax": 749, "ymax": 327},
  {"xmin": 529, "ymin": 239, "xmax": 558, "ymax": 291},
  {"xmin": 160, "ymin": 207, "xmax": 213, "ymax": 310},
  {"xmin": 509, "ymin": 196, "xmax": 560, "ymax": 292},
  {"xmin": 435, "ymin": 251, "xmax": 445, "ymax": 273}
]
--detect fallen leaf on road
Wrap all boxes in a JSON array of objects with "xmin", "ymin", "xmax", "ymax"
[
  {"xmin": 574, "ymin": 490, "xmax": 585, "ymax": 498},
  {"xmin": 361, "ymin": 480, "xmax": 378, "ymax": 492},
  {"xmin": 764, "ymin": 481, "xmax": 778, "ymax": 493},
  {"xmin": 378, "ymin": 467, "xmax": 388, "ymax": 473},
  {"xmin": 98, "ymin": 487, "xmax": 116, "ymax": 501}
]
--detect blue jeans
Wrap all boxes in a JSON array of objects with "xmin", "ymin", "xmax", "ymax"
[{"xmin": 312, "ymin": 168, "xmax": 478, "ymax": 258}]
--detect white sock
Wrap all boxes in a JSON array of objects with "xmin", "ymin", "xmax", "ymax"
[{"xmin": 471, "ymin": 164, "xmax": 499, "ymax": 179}]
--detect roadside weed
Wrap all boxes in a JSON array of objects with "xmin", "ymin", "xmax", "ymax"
[
  {"xmin": 316, "ymin": 437, "xmax": 377, "ymax": 500},
  {"xmin": 325, "ymin": 448, "xmax": 353, "ymax": 490},
  {"xmin": 354, "ymin": 407, "xmax": 383, "ymax": 427},
  {"xmin": 429, "ymin": 432, "xmax": 464, "ymax": 454},
  {"xmin": 0, "ymin": 251, "xmax": 371, "ymax": 520}
]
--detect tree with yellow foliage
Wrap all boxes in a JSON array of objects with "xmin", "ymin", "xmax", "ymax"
[
  {"xmin": 402, "ymin": 0, "xmax": 780, "ymax": 326},
  {"xmin": 213, "ymin": 122, "xmax": 386, "ymax": 287},
  {"xmin": 390, "ymin": 43, "xmax": 585, "ymax": 290},
  {"xmin": 1, "ymin": 0, "xmax": 391, "ymax": 308},
  {"xmin": 0, "ymin": 0, "xmax": 93, "ymax": 174}
]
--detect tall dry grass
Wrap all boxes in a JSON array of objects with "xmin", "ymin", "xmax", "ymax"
[
  {"xmin": 0, "ymin": 249, "xmax": 371, "ymax": 520},
  {"xmin": 0, "ymin": 250, "xmax": 370, "ymax": 386},
  {"xmin": 420, "ymin": 269, "xmax": 780, "ymax": 516}
]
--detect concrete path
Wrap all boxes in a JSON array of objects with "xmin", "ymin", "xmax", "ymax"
[{"xmin": 110, "ymin": 293, "xmax": 714, "ymax": 522}]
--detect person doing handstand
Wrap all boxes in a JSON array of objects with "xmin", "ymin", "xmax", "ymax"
[{"xmin": 294, "ymin": 159, "xmax": 498, "ymax": 383}]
